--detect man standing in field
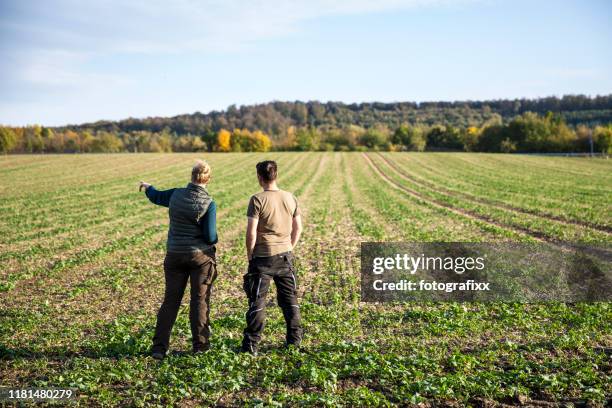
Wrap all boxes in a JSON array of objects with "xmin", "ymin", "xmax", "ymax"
[
  {"xmin": 139, "ymin": 160, "xmax": 218, "ymax": 359},
  {"xmin": 241, "ymin": 160, "xmax": 303, "ymax": 355}
]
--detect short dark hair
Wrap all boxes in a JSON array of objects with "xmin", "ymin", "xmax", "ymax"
[{"xmin": 256, "ymin": 160, "xmax": 277, "ymax": 182}]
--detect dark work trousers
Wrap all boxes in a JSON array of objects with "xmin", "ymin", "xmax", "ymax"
[
  {"xmin": 242, "ymin": 252, "xmax": 302, "ymax": 349},
  {"xmin": 152, "ymin": 249, "xmax": 217, "ymax": 353}
]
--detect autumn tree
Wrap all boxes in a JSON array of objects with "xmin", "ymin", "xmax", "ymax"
[
  {"xmin": 359, "ymin": 128, "xmax": 388, "ymax": 150},
  {"xmin": 279, "ymin": 126, "xmax": 297, "ymax": 150},
  {"xmin": 91, "ymin": 132, "xmax": 124, "ymax": 153},
  {"xmin": 41, "ymin": 127, "xmax": 55, "ymax": 153},
  {"xmin": 0, "ymin": 127, "xmax": 17, "ymax": 154},
  {"xmin": 217, "ymin": 129, "xmax": 231, "ymax": 152},
  {"xmin": 461, "ymin": 126, "xmax": 480, "ymax": 152},
  {"xmin": 594, "ymin": 125, "xmax": 612, "ymax": 154},
  {"xmin": 80, "ymin": 130, "xmax": 94, "ymax": 153},
  {"xmin": 295, "ymin": 127, "xmax": 320, "ymax": 151},
  {"xmin": 63, "ymin": 130, "xmax": 81, "ymax": 152},
  {"xmin": 392, "ymin": 124, "xmax": 426, "ymax": 151},
  {"xmin": 228, "ymin": 128, "xmax": 272, "ymax": 152},
  {"xmin": 173, "ymin": 136, "xmax": 193, "ymax": 152},
  {"xmin": 24, "ymin": 125, "xmax": 44, "ymax": 153},
  {"xmin": 252, "ymin": 130, "xmax": 271, "ymax": 152},
  {"xmin": 191, "ymin": 137, "xmax": 206, "ymax": 152}
]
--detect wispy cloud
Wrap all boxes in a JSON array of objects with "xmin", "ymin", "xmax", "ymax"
[
  {"xmin": 17, "ymin": 50, "xmax": 127, "ymax": 89},
  {"xmin": 3, "ymin": 0, "xmax": 469, "ymax": 55},
  {"xmin": 1, "ymin": 0, "xmax": 475, "ymax": 123},
  {"xmin": 9, "ymin": 0, "xmax": 609, "ymax": 126},
  {"xmin": 1, "ymin": 0, "xmax": 469, "ymax": 92}
]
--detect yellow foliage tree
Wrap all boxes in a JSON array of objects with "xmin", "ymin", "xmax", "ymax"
[
  {"xmin": 282, "ymin": 126, "xmax": 297, "ymax": 150},
  {"xmin": 217, "ymin": 129, "xmax": 231, "ymax": 152},
  {"xmin": 252, "ymin": 130, "xmax": 272, "ymax": 152},
  {"xmin": 462, "ymin": 126, "xmax": 481, "ymax": 151},
  {"xmin": 216, "ymin": 128, "xmax": 271, "ymax": 152}
]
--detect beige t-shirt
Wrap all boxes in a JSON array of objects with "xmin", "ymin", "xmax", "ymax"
[{"xmin": 247, "ymin": 189, "xmax": 300, "ymax": 257}]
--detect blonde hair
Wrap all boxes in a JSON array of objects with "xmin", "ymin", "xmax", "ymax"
[{"xmin": 191, "ymin": 160, "xmax": 211, "ymax": 185}]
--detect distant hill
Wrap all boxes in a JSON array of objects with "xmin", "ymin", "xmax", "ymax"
[{"xmin": 60, "ymin": 95, "xmax": 612, "ymax": 140}]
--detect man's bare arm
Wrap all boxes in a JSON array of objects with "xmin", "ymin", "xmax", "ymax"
[
  {"xmin": 291, "ymin": 215, "xmax": 303, "ymax": 249},
  {"xmin": 246, "ymin": 217, "xmax": 259, "ymax": 261}
]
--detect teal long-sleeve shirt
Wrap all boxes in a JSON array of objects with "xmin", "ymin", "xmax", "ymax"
[{"xmin": 145, "ymin": 186, "xmax": 218, "ymax": 245}]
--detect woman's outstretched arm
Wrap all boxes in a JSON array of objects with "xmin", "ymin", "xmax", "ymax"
[{"xmin": 140, "ymin": 181, "xmax": 175, "ymax": 207}]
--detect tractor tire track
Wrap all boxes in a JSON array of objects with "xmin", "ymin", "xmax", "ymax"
[
  {"xmin": 363, "ymin": 153, "xmax": 549, "ymax": 242},
  {"xmin": 376, "ymin": 152, "xmax": 612, "ymax": 234},
  {"xmin": 365, "ymin": 154, "xmax": 612, "ymax": 261}
]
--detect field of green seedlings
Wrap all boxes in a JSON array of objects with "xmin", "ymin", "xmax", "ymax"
[{"xmin": 1, "ymin": 152, "xmax": 611, "ymax": 407}]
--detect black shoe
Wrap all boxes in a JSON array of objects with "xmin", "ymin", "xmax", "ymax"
[
  {"xmin": 193, "ymin": 344, "xmax": 210, "ymax": 354},
  {"xmin": 240, "ymin": 343, "xmax": 258, "ymax": 356},
  {"xmin": 151, "ymin": 351, "xmax": 166, "ymax": 360}
]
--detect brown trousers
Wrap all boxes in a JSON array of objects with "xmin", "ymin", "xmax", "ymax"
[{"xmin": 152, "ymin": 249, "xmax": 217, "ymax": 353}]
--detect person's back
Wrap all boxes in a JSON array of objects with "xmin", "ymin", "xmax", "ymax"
[
  {"xmin": 167, "ymin": 183, "xmax": 214, "ymax": 253},
  {"xmin": 241, "ymin": 160, "xmax": 303, "ymax": 355},
  {"xmin": 248, "ymin": 189, "xmax": 299, "ymax": 257}
]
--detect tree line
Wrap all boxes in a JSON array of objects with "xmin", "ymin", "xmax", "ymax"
[
  {"xmin": 1, "ymin": 95, "xmax": 611, "ymax": 154},
  {"xmin": 59, "ymin": 95, "xmax": 612, "ymax": 138},
  {"xmin": 1, "ymin": 112, "xmax": 610, "ymax": 154},
  {"xmin": 0, "ymin": 126, "xmax": 273, "ymax": 154},
  {"xmin": 277, "ymin": 112, "xmax": 611, "ymax": 154}
]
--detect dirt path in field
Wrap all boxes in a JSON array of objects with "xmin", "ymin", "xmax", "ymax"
[
  {"xmin": 288, "ymin": 153, "xmax": 336, "ymax": 297},
  {"xmin": 375, "ymin": 152, "xmax": 612, "ymax": 234}
]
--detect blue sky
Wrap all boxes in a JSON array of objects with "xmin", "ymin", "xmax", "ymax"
[{"xmin": 0, "ymin": 0, "xmax": 610, "ymax": 126}]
